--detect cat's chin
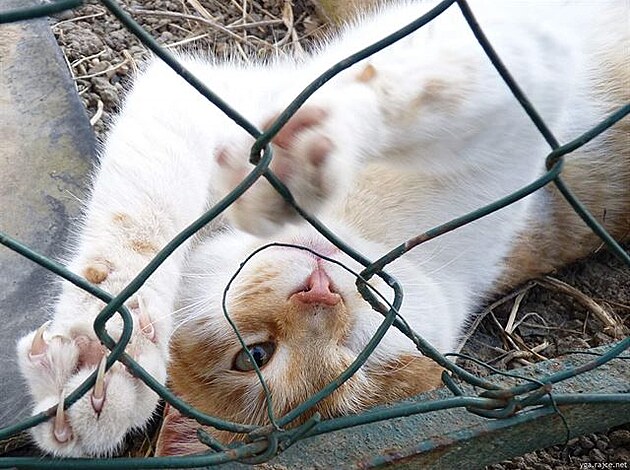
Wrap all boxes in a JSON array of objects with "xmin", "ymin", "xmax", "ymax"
[{"xmin": 156, "ymin": 351, "xmax": 445, "ymax": 456}]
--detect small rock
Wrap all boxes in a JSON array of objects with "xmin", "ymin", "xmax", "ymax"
[
  {"xmin": 572, "ymin": 447, "xmax": 584, "ymax": 457},
  {"xmin": 158, "ymin": 31, "xmax": 174, "ymax": 43},
  {"xmin": 608, "ymin": 429, "xmax": 630, "ymax": 447},
  {"xmin": 129, "ymin": 45, "xmax": 147, "ymax": 56},
  {"xmin": 579, "ymin": 435, "xmax": 595, "ymax": 450},
  {"xmin": 76, "ymin": 63, "xmax": 87, "ymax": 76},
  {"xmin": 566, "ymin": 437, "xmax": 579, "ymax": 446},
  {"xmin": 523, "ymin": 453, "xmax": 538, "ymax": 465},
  {"xmin": 589, "ymin": 448, "xmax": 606, "ymax": 462},
  {"xmin": 87, "ymin": 61, "xmax": 112, "ymax": 76},
  {"xmin": 67, "ymin": 29, "xmax": 105, "ymax": 56},
  {"xmin": 91, "ymin": 77, "xmax": 119, "ymax": 109},
  {"xmin": 114, "ymin": 66, "xmax": 129, "ymax": 79},
  {"xmin": 593, "ymin": 332, "xmax": 611, "ymax": 345},
  {"xmin": 105, "ymin": 29, "xmax": 130, "ymax": 51},
  {"xmin": 595, "ymin": 439, "xmax": 607, "ymax": 452}
]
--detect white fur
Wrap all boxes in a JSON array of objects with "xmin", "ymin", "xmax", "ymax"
[{"xmin": 16, "ymin": 0, "xmax": 625, "ymax": 456}]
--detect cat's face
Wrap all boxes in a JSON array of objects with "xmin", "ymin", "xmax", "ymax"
[{"xmin": 160, "ymin": 226, "xmax": 443, "ymax": 453}]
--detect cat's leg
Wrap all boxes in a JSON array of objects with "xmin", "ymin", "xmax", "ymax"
[
  {"xmin": 16, "ymin": 62, "xmax": 216, "ymax": 456},
  {"xmin": 217, "ymin": 4, "xmax": 572, "ymax": 237}
]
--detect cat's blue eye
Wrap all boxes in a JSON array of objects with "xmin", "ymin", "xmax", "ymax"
[{"xmin": 232, "ymin": 342, "xmax": 275, "ymax": 372}]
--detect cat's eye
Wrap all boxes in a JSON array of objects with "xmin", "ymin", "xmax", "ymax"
[{"xmin": 232, "ymin": 342, "xmax": 275, "ymax": 372}]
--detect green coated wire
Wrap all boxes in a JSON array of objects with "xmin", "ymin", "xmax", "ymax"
[{"xmin": 0, "ymin": 0, "xmax": 628, "ymax": 466}]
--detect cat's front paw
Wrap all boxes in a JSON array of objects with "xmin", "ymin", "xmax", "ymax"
[
  {"xmin": 218, "ymin": 106, "xmax": 344, "ymax": 236},
  {"xmin": 17, "ymin": 293, "xmax": 167, "ymax": 457}
]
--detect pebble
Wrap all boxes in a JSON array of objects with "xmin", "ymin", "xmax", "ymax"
[
  {"xmin": 91, "ymin": 77, "xmax": 119, "ymax": 109},
  {"xmin": 589, "ymin": 448, "xmax": 606, "ymax": 462},
  {"xmin": 87, "ymin": 61, "xmax": 112, "ymax": 76},
  {"xmin": 158, "ymin": 31, "xmax": 174, "ymax": 43},
  {"xmin": 579, "ymin": 435, "xmax": 595, "ymax": 450},
  {"xmin": 608, "ymin": 429, "xmax": 630, "ymax": 447},
  {"xmin": 54, "ymin": 10, "xmax": 75, "ymax": 21},
  {"xmin": 595, "ymin": 439, "xmax": 607, "ymax": 452}
]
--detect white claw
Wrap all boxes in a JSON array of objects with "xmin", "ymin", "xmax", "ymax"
[
  {"xmin": 138, "ymin": 296, "xmax": 156, "ymax": 342},
  {"xmin": 29, "ymin": 320, "xmax": 51, "ymax": 360},
  {"xmin": 91, "ymin": 355, "xmax": 107, "ymax": 414},
  {"xmin": 53, "ymin": 390, "xmax": 72, "ymax": 443}
]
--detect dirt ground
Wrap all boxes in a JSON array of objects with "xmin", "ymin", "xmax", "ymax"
[{"xmin": 8, "ymin": 0, "xmax": 630, "ymax": 467}]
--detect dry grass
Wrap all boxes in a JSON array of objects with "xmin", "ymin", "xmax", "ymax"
[{"xmin": 51, "ymin": 0, "xmax": 327, "ymax": 130}]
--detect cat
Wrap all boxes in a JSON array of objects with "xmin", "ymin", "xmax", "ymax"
[{"xmin": 15, "ymin": 0, "xmax": 629, "ymax": 458}]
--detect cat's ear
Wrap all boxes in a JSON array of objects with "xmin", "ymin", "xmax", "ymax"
[{"xmin": 155, "ymin": 403, "xmax": 205, "ymax": 456}]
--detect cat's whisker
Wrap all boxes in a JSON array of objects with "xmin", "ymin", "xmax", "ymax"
[
  {"xmin": 170, "ymin": 299, "xmax": 217, "ymax": 336},
  {"xmin": 414, "ymin": 241, "xmax": 447, "ymax": 267},
  {"xmin": 424, "ymin": 247, "xmax": 472, "ymax": 278},
  {"xmin": 173, "ymin": 297, "xmax": 213, "ymax": 320},
  {"xmin": 179, "ymin": 271, "xmax": 216, "ymax": 280},
  {"xmin": 368, "ymin": 356, "xmax": 421, "ymax": 377}
]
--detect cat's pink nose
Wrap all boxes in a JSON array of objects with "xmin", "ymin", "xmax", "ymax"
[{"xmin": 291, "ymin": 265, "xmax": 341, "ymax": 306}]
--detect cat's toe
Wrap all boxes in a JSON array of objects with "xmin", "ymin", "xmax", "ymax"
[
  {"xmin": 17, "ymin": 324, "xmax": 80, "ymax": 401},
  {"xmin": 266, "ymin": 106, "xmax": 336, "ymax": 207}
]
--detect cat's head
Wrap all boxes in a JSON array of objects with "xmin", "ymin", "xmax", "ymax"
[{"xmin": 158, "ymin": 225, "xmax": 445, "ymax": 455}]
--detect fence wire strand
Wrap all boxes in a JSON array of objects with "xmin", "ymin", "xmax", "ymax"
[{"xmin": 0, "ymin": 0, "xmax": 628, "ymax": 467}]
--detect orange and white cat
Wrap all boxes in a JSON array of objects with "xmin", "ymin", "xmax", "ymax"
[{"xmin": 16, "ymin": 0, "xmax": 629, "ymax": 457}]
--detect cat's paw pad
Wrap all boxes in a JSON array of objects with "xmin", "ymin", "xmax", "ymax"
[
  {"xmin": 17, "ymin": 303, "xmax": 166, "ymax": 457},
  {"xmin": 218, "ymin": 106, "xmax": 338, "ymax": 236}
]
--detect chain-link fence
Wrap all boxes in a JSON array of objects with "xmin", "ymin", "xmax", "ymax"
[{"xmin": 1, "ymin": 0, "xmax": 629, "ymax": 467}]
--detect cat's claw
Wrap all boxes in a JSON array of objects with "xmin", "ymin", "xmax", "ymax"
[
  {"xmin": 29, "ymin": 321, "xmax": 50, "ymax": 360},
  {"xmin": 91, "ymin": 355, "xmax": 107, "ymax": 414},
  {"xmin": 54, "ymin": 391, "xmax": 72, "ymax": 444}
]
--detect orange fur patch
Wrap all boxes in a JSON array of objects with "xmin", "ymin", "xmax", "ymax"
[
  {"xmin": 131, "ymin": 239, "xmax": 159, "ymax": 255},
  {"xmin": 112, "ymin": 212, "xmax": 162, "ymax": 255},
  {"xmin": 83, "ymin": 261, "xmax": 109, "ymax": 284},
  {"xmin": 356, "ymin": 63, "xmax": 377, "ymax": 83},
  {"xmin": 112, "ymin": 212, "xmax": 132, "ymax": 226}
]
